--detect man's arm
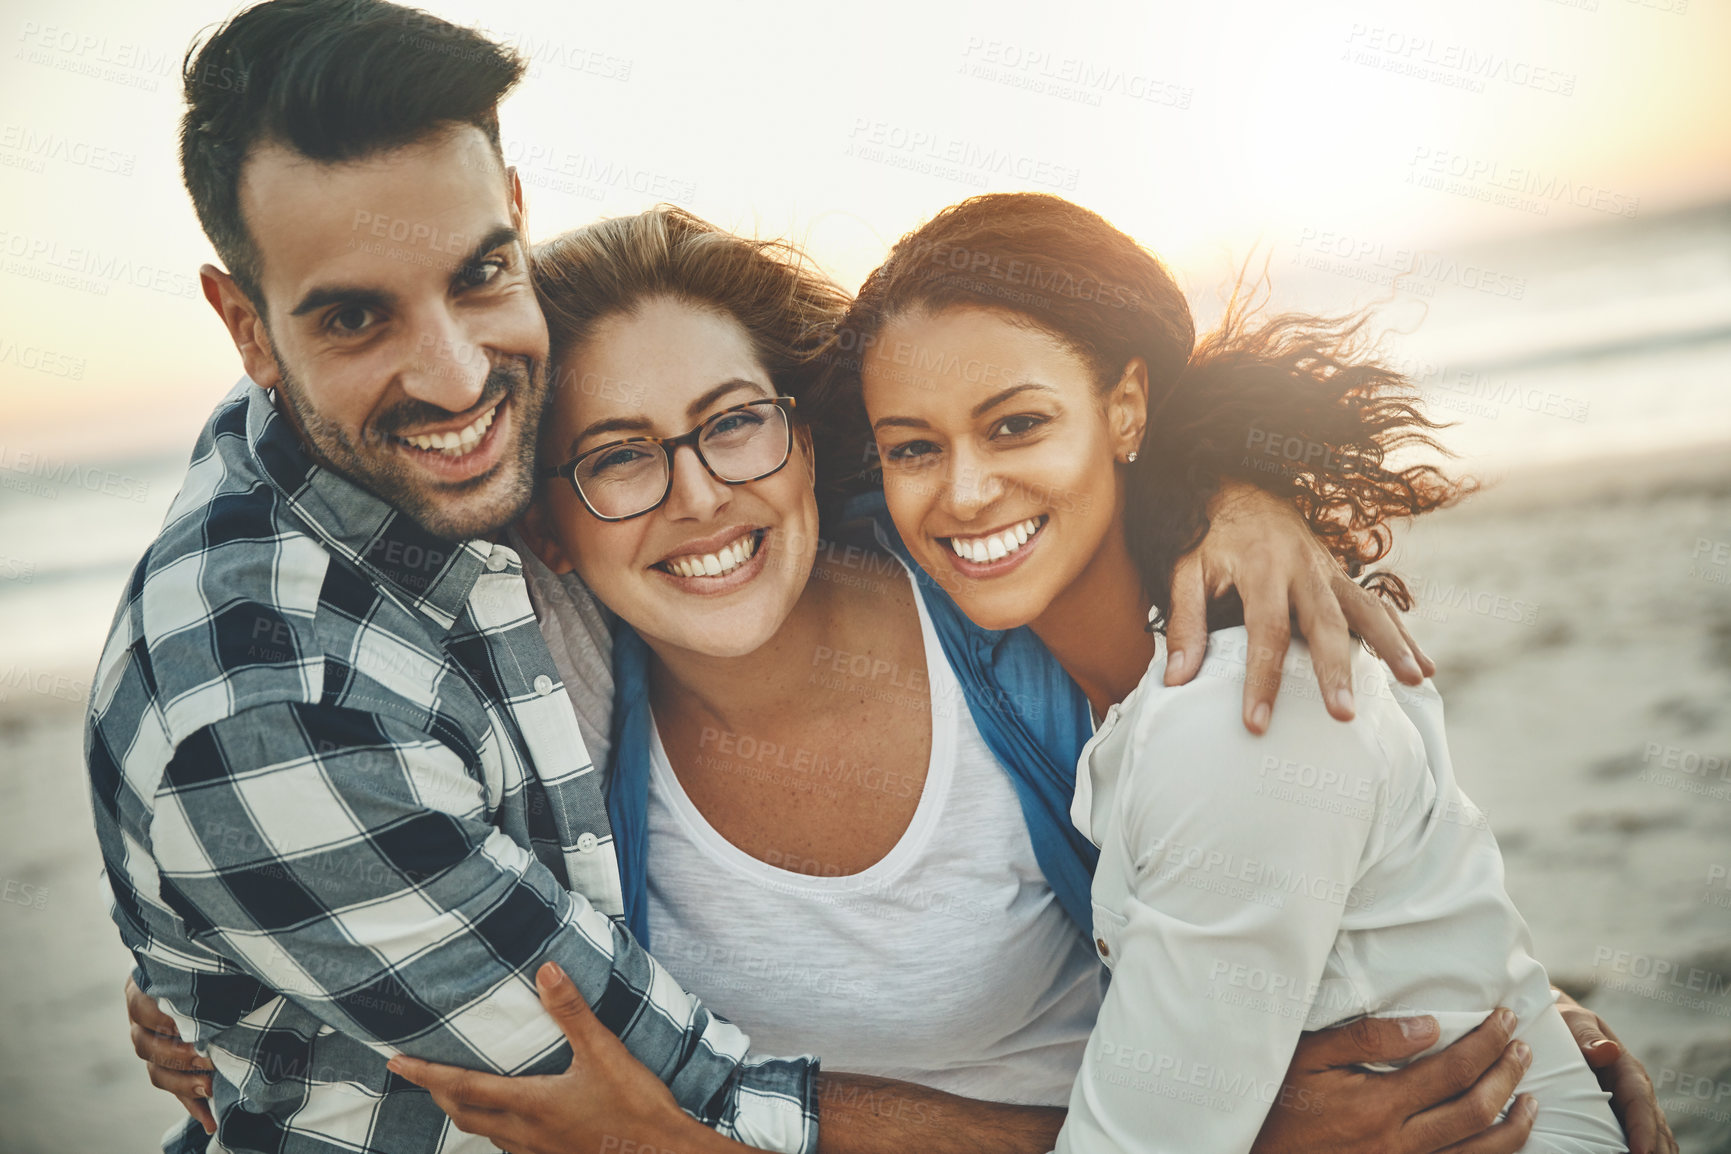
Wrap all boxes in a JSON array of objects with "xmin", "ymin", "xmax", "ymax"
[
  {"xmin": 814, "ymin": 1073, "xmax": 1062, "ymax": 1154},
  {"xmin": 151, "ymin": 700, "xmax": 814, "ymax": 1153},
  {"xmin": 382, "ymin": 961, "xmax": 1554, "ymax": 1154},
  {"xmin": 393, "ymin": 961, "xmax": 1068, "ymax": 1154}
]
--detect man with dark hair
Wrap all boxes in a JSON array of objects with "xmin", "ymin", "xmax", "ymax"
[{"xmin": 88, "ymin": 2, "xmax": 823, "ymax": 1150}]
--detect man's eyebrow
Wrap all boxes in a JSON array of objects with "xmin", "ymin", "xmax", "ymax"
[
  {"xmin": 288, "ymin": 224, "xmax": 521, "ymax": 319},
  {"xmin": 290, "ymin": 285, "xmax": 395, "ymax": 319},
  {"xmin": 871, "ymin": 382, "xmax": 1057, "ymax": 432},
  {"xmin": 450, "ymin": 224, "xmax": 522, "ymax": 289}
]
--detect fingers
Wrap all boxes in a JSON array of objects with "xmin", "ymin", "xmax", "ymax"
[
  {"xmin": 1396, "ymin": 1008, "xmax": 1518, "ymax": 1112},
  {"xmin": 535, "ymin": 962, "xmax": 598, "ymax": 1054},
  {"xmin": 387, "ymin": 965, "xmax": 591, "ymax": 1117},
  {"xmin": 1163, "ymin": 556, "xmax": 1207, "ymax": 687},
  {"xmin": 130, "ymin": 1019, "xmax": 215, "ymax": 1073},
  {"xmin": 388, "ymin": 1055, "xmax": 533, "ymax": 1151},
  {"xmin": 144, "ymin": 1054, "xmax": 211, "ymax": 1097},
  {"xmin": 145, "ymin": 1053, "xmax": 215, "ymax": 1132},
  {"xmin": 1432, "ymin": 1095, "xmax": 1538, "ymax": 1154},
  {"xmin": 1553, "ymin": 996, "xmax": 1623, "ymax": 1069},
  {"xmin": 1291, "ymin": 568, "xmax": 1357, "ymax": 722},
  {"xmin": 1404, "ymin": 1034, "xmax": 1532, "ymax": 1153},
  {"xmin": 1335, "ymin": 578, "xmax": 1425, "ymax": 686},
  {"xmin": 178, "ymin": 1092, "xmax": 218, "ymax": 1136},
  {"xmin": 1603, "ymin": 1053, "xmax": 1677, "ymax": 1154},
  {"xmin": 1239, "ymin": 572, "xmax": 1293, "ymax": 734},
  {"xmin": 388, "ymin": 1055, "xmax": 513, "ymax": 1113},
  {"xmin": 1295, "ymin": 1014, "xmax": 1439, "ymax": 1068},
  {"xmin": 1386, "ymin": 604, "xmax": 1435, "ymax": 679},
  {"xmin": 1555, "ymin": 1000, "xmax": 1677, "ymax": 1154},
  {"xmin": 126, "ymin": 978, "xmax": 218, "ymax": 1134},
  {"xmin": 124, "ymin": 974, "xmax": 186, "ymax": 1039}
]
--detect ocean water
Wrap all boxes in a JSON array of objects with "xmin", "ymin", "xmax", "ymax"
[
  {"xmin": 0, "ymin": 450, "xmax": 192, "ymax": 686},
  {"xmin": 1266, "ymin": 199, "xmax": 1731, "ymax": 470},
  {"xmin": 3, "ymin": 202, "xmax": 1730, "ymax": 681}
]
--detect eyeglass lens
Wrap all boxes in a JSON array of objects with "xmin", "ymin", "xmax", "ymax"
[{"xmin": 574, "ymin": 401, "xmax": 789, "ymax": 519}]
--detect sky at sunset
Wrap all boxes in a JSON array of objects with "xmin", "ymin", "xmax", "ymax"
[{"xmin": 2, "ymin": 0, "xmax": 1727, "ymax": 460}]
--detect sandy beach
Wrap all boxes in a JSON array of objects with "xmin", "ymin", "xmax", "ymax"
[
  {"xmin": 1390, "ymin": 444, "xmax": 1731, "ymax": 1154},
  {"xmin": 2, "ymin": 443, "xmax": 1728, "ymax": 1154}
]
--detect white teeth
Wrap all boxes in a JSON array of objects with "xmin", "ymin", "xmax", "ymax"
[
  {"xmin": 403, "ymin": 404, "xmax": 499, "ymax": 456},
  {"xmin": 664, "ymin": 532, "xmax": 760, "ymax": 580},
  {"xmin": 948, "ymin": 517, "xmax": 1045, "ymax": 564}
]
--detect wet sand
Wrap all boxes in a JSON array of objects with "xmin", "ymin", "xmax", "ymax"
[{"xmin": 3, "ymin": 444, "xmax": 1729, "ymax": 1153}]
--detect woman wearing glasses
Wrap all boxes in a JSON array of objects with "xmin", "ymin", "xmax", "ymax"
[{"xmin": 131, "ymin": 206, "xmax": 1669, "ymax": 1153}]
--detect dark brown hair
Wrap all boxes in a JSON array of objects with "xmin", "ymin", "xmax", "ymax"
[
  {"xmin": 822, "ymin": 192, "xmax": 1469, "ymax": 618},
  {"xmin": 181, "ymin": 0, "xmax": 523, "ymax": 306}
]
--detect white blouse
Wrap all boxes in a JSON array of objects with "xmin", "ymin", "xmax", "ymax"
[{"xmin": 1055, "ymin": 627, "xmax": 1624, "ymax": 1154}]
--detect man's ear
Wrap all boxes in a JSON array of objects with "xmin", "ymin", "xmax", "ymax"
[
  {"xmin": 1108, "ymin": 357, "xmax": 1149, "ymax": 460},
  {"xmin": 517, "ymin": 498, "xmax": 577, "ymax": 575},
  {"xmin": 508, "ymin": 166, "xmax": 528, "ymax": 241},
  {"xmin": 200, "ymin": 264, "xmax": 282, "ymax": 390}
]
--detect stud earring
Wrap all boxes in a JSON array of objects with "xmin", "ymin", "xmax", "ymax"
[{"xmin": 1125, "ymin": 451, "xmax": 1139, "ymax": 463}]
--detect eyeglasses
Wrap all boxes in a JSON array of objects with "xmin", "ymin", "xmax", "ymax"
[{"xmin": 540, "ymin": 396, "xmax": 798, "ymax": 522}]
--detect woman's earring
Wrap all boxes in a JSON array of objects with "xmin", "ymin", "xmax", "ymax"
[{"xmin": 1125, "ymin": 451, "xmax": 1139, "ymax": 463}]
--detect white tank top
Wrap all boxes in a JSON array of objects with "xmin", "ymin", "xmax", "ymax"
[{"xmin": 644, "ymin": 569, "xmax": 1105, "ymax": 1106}]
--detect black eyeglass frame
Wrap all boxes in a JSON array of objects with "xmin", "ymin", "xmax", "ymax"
[{"xmin": 539, "ymin": 396, "xmax": 799, "ymax": 522}]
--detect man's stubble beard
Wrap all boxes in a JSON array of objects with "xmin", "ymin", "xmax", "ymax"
[{"xmin": 269, "ymin": 351, "xmax": 550, "ymax": 543}]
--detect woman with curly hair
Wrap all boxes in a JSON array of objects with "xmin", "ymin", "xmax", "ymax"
[{"xmin": 837, "ymin": 192, "xmax": 1626, "ymax": 1152}]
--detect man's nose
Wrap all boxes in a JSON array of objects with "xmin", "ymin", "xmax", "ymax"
[{"xmin": 400, "ymin": 311, "xmax": 489, "ymax": 411}]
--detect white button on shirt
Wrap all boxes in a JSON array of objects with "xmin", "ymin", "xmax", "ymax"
[
  {"xmin": 533, "ymin": 674, "xmax": 554, "ymax": 696},
  {"xmin": 576, "ymin": 832, "xmax": 599, "ymax": 854},
  {"xmin": 486, "ymin": 547, "xmax": 511, "ymax": 572},
  {"xmin": 1054, "ymin": 627, "xmax": 1624, "ymax": 1154}
]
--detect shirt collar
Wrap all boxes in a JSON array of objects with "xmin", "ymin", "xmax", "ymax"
[{"xmin": 244, "ymin": 379, "xmax": 490, "ymax": 630}]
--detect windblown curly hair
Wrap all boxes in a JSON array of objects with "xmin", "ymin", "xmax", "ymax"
[{"xmin": 815, "ymin": 192, "xmax": 1470, "ymax": 619}]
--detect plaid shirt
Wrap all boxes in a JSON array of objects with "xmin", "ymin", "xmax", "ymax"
[{"xmin": 85, "ymin": 381, "xmax": 818, "ymax": 1154}]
